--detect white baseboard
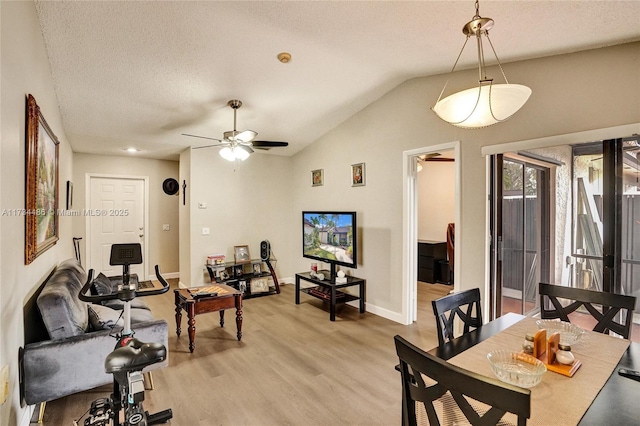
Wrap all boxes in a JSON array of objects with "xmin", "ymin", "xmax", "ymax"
[
  {"xmin": 362, "ymin": 302, "xmax": 406, "ymax": 324},
  {"xmin": 148, "ymin": 271, "xmax": 179, "ymax": 281},
  {"xmin": 278, "ymin": 276, "xmax": 294, "ymax": 284}
]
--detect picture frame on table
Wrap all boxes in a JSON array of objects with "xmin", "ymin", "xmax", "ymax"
[
  {"xmin": 252, "ymin": 263, "xmax": 262, "ymax": 275},
  {"xmin": 250, "ymin": 277, "xmax": 270, "ymax": 293},
  {"xmin": 311, "ymin": 169, "xmax": 323, "ymax": 187},
  {"xmin": 234, "ymin": 245, "xmax": 251, "ymax": 264},
  {"xmin": 25, "ymin": 94, "xmax": 60, "ymax": 265},
  {"xmin": 351, "ymin": 162, "xmax": 365, "ymax": 187},
  {"xmin": 234, "ymin": 265, "xmax": 244, "ymax": 277}
]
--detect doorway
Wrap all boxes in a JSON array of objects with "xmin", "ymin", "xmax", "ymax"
[
  {"xmin": 402, "ymin": 141, "xmax": 460, "ymax": 325},
  {"xmin": 86, "ymin": 175, "xmax": 149, "ymax": 279}
]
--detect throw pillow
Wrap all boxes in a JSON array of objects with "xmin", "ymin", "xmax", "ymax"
[
  {"xmin": 88, "ymin": 304, "xmax": 123, "ymax": 330},
  {"xmin": 91, "ymin": 272, "xmax": 114, "ymax": 296}
]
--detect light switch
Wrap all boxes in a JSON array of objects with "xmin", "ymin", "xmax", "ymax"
[
  {"xmin": 198, "ymin": 202, "xmax": 207, "ymax": 209},
  {"xmin": 202, "ymin": 227, "xmax": 210, "ymax": 235},
  {"xmin": 162, "ymin": 224, "xmax": 170, "ymax": 231}
]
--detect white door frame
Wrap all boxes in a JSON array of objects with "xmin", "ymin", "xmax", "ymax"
[
  {"xmin": 402, "ymin": 141, "xmax": 461, "ymax": 325},
  {"xmin": 85, "ymin": 173, "xmax": 150, "ymax": 279}
]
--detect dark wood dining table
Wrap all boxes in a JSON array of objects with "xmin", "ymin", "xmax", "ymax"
[{"xmin": 428, "ymin": 312, "xmax": 640, "ymax": 425}]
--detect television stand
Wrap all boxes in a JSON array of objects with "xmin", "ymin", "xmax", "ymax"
[{"xmin": 295, "ymin": 271, "xmax": 365, "ymax": 321}]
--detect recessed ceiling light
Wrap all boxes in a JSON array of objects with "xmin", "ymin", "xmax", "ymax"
[
  {"xmin": 125, "ymin": 147, "xmax": 140, "ymax": 153},
  {"xmin": 277, "ymin": 52, "xmax": 291, "ymax": 63}
]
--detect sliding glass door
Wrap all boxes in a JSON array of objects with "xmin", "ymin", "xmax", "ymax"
[
  {"xmin": 491, "ymin": 155, "xmax": 551, "ymax": 318},
  {"xmin": 490, "ymin": 137, "xmax": 639, "ymax": 342}
]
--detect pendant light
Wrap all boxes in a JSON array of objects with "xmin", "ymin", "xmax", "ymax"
[{"xmin": 432, "ymin": 0, "xmax": 531, "ymax": 129}]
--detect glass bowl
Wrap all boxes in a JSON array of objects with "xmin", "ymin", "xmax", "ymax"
[
  {"xmin": 487, "ymin": 350, "xmax": 547, "ymax": 388},
  {"xmin": 536, "ymin": 319, "xmax": 585, "ymax": 345}
]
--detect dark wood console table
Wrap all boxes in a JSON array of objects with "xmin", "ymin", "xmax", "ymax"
[{"xmin": 295, "ymin": 271, "xmax": 365, "ymax": 321}]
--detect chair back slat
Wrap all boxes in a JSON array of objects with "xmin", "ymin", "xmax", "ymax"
[
  {"xmin": 539, "ymin": 282, "xmax": 636, "ymax": 339},
  {"xmin": 394, "ymin": 335, "xmax": 531, "ymax": 426},
  {"xmin": 432, "ymin": 288, "xmax": 482, "ymax": 346}
]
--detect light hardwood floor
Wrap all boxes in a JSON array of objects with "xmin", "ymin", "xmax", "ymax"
[{"xmin": 36, "ymin": 281, "xmax": 451, "ymax": 425}]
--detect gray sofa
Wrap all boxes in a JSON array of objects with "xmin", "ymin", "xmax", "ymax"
[{"xmin": 21, "ymin": 258, "xmax": 168, "ymax": 406}]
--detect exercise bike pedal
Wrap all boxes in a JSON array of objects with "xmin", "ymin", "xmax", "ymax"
[{"xmin": 146, "ymin": 408, "xmax": 173, "ymax": 424}]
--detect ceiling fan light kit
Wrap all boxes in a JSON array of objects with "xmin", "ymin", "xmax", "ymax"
[
  {"xmin": 432, "ymin": 0, "xmax": 531, "ymax": 129},
  {"xmin": 183, "ymin": 99, "xmax": 289, "ymax": 161}
]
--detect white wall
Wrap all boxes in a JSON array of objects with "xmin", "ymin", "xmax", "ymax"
[
  {"xmin": 72, "ymin": 153, "xmax": 180, "ymax": 275},
  {"xmin": 417, "ymin": 161, "xmax": 454, "ymax": 242},
  {"xmin": 182, "ymin": 148, "xmax": 293, "ymax": 287},
  {"xmin": 291, "ymin": 42, "xmax": 640, "ymax": 319},
  {"xmin": 1, "ymin": 2, "xmax": 75, "ymax": 425}
]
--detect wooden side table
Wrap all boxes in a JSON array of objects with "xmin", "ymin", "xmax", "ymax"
[{"xmin": 174, "ymin": 284, "xmax": 243, "ymax": 353}]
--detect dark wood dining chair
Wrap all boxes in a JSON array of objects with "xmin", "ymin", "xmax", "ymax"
[
  {"xmin": 432, "ymin": 288, "xmax": 482, "ymax": 346},
  {"xmin": 394, "ymin": 335, "xmax": 530, "ymax": 426},
  {"xmin": 539, "ymin": 282, "xmax": 637, "ymax": 339}
]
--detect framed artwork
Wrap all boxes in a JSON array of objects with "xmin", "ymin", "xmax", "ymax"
[
  {"xmin": 311, "ymin": 169, "xmax": 323, "ymax": 187},
  {"xmin": 234, "ymin": 265, "xmax": 244, "ymax": 277},
  {"xmin": 25, "ymin": 94, "xmax": 60, "ymax": 264},
  {"xmin": 250, "ymin": 277, "xmax": 270, "ymax": 293},
  {"xmin": 252, "ymin": 263, "xmax": 262, "ymax": 275},
  {"xmin": 351, "ymin": 162, "xmax": 365, "ymax": 187},
  {"xmin": 234, "ymin": 245, "xmax": 251, "ymax": 263},
  {"xmin": 66, "ymin": 180, "xmax": 73, "ymax": 210}
]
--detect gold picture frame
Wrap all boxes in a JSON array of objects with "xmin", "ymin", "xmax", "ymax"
[
  {"xmin": 234, "ymin": 245, "xmax": 251, "ymax": 264},
  {"xmin": 311, "ymin": 169, "xmax": 323, "ymax": 187},
  {"xmin": 351, "ymin": 162, "xmax": 365, "ymax": 187},
  {"xmin": 25, "ymin": 94, "xmax": 60, "ymax": 264}
]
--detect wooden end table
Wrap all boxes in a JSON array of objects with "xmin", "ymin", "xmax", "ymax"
[{"xmin": 174, "ymin": 284, "xmax": 243, "ymax": 353}]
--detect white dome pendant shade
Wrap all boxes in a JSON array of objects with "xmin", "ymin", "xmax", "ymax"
[
  {"xmin": 433, "ymin": 83, "xmax": 531, "ymax": 129},
  {"xmin": 432, "ymin": 1, "xmax": 531, "ymax": 129}
]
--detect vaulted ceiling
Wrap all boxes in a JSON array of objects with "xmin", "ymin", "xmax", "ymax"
[{"xmin": 34, "ymin": 1, "xmax": 640, "ymax": 161}]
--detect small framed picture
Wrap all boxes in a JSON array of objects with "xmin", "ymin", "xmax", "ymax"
[
  {"xmin": 252, "ymin": 263, "xmax": 261, "ymax": 275},
  {"xmin": 250, "ymin": 277, "xmax": 270, "ymax": 293},
  {"xmin": 234, "ymin": 245, "xmax": 251, "ymax": 263},
  {"xmin": 218, "ymin": 270, "xmax": 229, "ymax": 281},
  {"xmin": 351, "ymin": 163, "xmax": 365, "ymax": 187},
  {"xmin": 311, "ymin": 169, "xmax": 323, "ymax": 187},
  {"xmin": 234, "ymin": 265, "xmax": 244, "ymax": 277}
]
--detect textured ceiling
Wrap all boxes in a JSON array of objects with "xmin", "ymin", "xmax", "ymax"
[{"xmin": 34, "ymin": 1, "xmax": 640, "ymax": 161}]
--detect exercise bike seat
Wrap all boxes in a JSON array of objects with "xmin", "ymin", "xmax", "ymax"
[{"xmin": 105, "ymin": 339, "xmax": 167, "ymax": 374}]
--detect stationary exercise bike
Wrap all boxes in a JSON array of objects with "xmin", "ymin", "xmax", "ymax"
[{"xmin": 79, "ymin": 244, "xmax": 173, "ymax": 426}]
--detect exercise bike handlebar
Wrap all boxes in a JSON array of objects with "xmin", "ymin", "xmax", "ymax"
[{"xmin": 79, "ymin": 265, "xmax": 171, "ymax": 303}]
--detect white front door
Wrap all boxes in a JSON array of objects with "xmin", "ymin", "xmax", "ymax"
[{"xmin": 87, "ymin": 176, "xmax": 147, "ymax": 279}]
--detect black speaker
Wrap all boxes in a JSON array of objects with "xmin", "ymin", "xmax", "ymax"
[{"xmin": 260, "ymin": 240, "xmax": 271, "ymax": 261}]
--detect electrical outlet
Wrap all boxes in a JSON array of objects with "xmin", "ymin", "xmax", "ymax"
[
  {"xmin": 202, "ymin": 227, "xmax": 210, "ymax": 235},
  {"xmin": 0, "ymin": 365, "xmax": 8, "ymax": 404},
  {"xmin": 162, "ymin": 224, "xmax": 170, "ymax": 231}
]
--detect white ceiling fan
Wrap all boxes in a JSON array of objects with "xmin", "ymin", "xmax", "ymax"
[{"xmin": 182, "ymin": 99, "xmax": 288, "ymax": 161}]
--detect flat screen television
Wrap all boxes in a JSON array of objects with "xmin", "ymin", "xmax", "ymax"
[{"xmin": 302, "ymin": 211, "xmax": 357, "ymax": 278}]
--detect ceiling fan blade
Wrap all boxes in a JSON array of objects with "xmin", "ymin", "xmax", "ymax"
[
  {"xmin": 234, "ymin": 130, "xmax": 257, "ymax": 143},
  {"xmin": 251, "ymin": 141, "xmax": 289, "ymax": 148},
  {"xmin": 182, "ymin": 133, "xmax": 223, "ymax": 142},
  {"xmin": 193, "ymin": 143, "xmax": 226, "ymax": 150}
]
